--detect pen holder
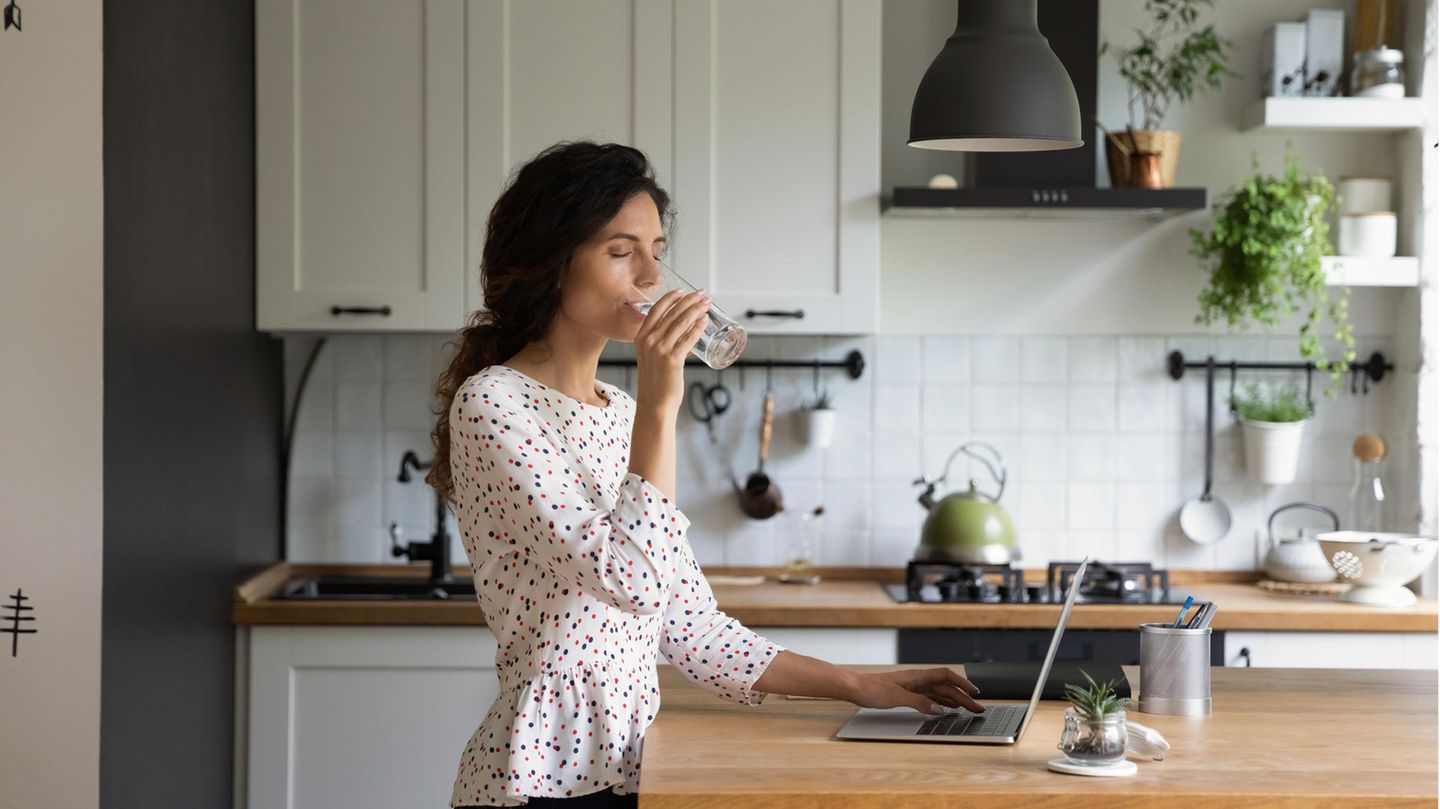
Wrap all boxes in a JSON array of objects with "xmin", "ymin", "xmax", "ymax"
[{"xmin": 1138, "ymin": 622, "xmax": 1212, "ymax": 716}]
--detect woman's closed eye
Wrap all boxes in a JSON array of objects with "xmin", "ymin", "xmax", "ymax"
[{"xmin": 610, "ymin": 251, "xmax": 666, "ymax": 261}]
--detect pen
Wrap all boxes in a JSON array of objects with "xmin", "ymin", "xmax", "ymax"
[
  {"xmin": 1172, "ymin": 595, "xmax": 1195, "ymax": 628},
  {"xmin": 1197, "ymin": 603, "xmax": 1218, "ymax": 629},
  {"xmin": 1185, "ymin": 602, "xmax": 1210, "ymax": 628}
]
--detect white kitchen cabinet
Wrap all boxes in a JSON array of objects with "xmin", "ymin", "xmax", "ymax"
[
  {"xmin": 749, "ymin": 627, "xmax": 898, "ymax": 664},
  {"xmin": 464, "ymin": 0, "xmax": 672, "ymax": 320},
  {"xmin": 256, "ymin": 0, "xmax": 466, "ymax": 332},
  {"xmin": 242, "ymin": 625, "xmax": 498, "ymax": 809},
  {"xmin": 1223, "ymin": 631, "xmax": 1437, "ymax": 669},
  {"xmin": 667, "ymin": 0, "xmax": 881, "ymax": 335}
]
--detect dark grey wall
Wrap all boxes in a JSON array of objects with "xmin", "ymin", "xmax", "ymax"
[{"xmin": 103, "ymin": 2, "xmax": 282, "ymax": 806}]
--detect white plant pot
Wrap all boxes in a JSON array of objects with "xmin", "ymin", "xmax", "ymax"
[
  {"xmin": 796, "ymin": 408, "xmax": 837, "ymax": 449},
  {"xmin": 1239, "ymin": 417, "xmax": 1308, "ymax": 485}
]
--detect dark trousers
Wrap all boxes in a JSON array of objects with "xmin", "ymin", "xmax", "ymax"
[{"xmin": 459, "ymin": 786, "xmax": 638, "ymax": 808}]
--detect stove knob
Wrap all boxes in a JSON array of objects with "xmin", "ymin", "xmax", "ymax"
[
  {"xmin": 997, "ymin": 584, "xmax": 1015, "ymax": 602},
  {"xmin": 966, "ymin": 583, "xmax": 985, "ymax": 601},
  {"xmin": 1025, "ymin": 585, "xmax": 1048, "ymax": 603}
]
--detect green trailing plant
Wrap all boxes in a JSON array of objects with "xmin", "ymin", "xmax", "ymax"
[
  {"xmin": 1230, "ymin": 380, "xmax": 1313, "ymax": 423},
  {"xmin": 1063, "ymin": 670, "xmax": 1126, "ymax": 721},
  {"xmin": 1190, "ymin": 147, "xmax": 1355, "ymax": 393},
  {"xmin": 1099, "ymin": 0, "xmax": 1236, "ymax": 130}
]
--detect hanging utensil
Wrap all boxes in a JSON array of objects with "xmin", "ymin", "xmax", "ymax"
[
  {"xmin": 687, "ymin": 378, "xmax": 740, "ymax": 492},
  {"xmin": 739, "ymin": 364, "xmax": 783, "ymax": 519},
  {"xmin": 1179, "ymin": 356, "xmax": 1232, "ymax": 544}
]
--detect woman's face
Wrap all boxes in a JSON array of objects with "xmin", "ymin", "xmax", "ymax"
[{"xmin": 559, "ymin": 192, "xmax": 667, "ymax": 343}]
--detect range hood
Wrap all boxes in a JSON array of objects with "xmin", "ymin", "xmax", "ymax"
[{"xmin": 887, "ymin": 0, "xmax": 1206, "ymax": 217}]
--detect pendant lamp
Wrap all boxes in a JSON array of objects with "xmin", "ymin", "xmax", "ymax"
[{"xmin": 909, "ymin": 0, "xmax": 1082, "ymax": 151}]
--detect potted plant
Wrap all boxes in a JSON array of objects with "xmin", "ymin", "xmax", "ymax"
[
  {"xmin": 1098, "ymin": 0, "xmax": 1234, "ymax": 187},
  {"xmin": 795, "ymin": 388, "xmax": 837, "ymax": 449},
  {"xmin": 1230, "ymin": 380, "xmax": 1313, "ymax": 485},
  {"xmin": 1190, "ymin": 147, "xmax": 1356, "ymax": 390},
  {"xmin": 1057, "ymin": 671, "xmax": 1128, "ymax": 765}
]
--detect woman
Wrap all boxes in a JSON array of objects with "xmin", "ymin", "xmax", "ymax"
[{"xmin": 428, "ymin": 141, "xmax": 984, "ymax": 809}]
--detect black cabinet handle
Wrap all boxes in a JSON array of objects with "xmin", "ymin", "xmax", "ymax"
[
  {"xmin": 330, "ymin": 305, "xmax": 392, "ymax": 317},
  {"xmin": 1236, "ymin": 646, "xmax": 1252, "ymax": 668},
  {"xmin": 744, "ymin": 308, "xmax": 804, "ymax": 319}
]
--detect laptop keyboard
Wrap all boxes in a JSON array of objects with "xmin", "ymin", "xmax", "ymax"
[{"xmin": 915, "ymin": 704, "xmax": 1021, "ymax": 737}]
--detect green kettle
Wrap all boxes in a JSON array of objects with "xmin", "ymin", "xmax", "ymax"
[{"xmin": 912, "ymin": 441, "xmax": 1019, "ymax": 565}]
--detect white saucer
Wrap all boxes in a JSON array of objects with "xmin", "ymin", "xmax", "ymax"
[{"xmin": 1046, "ymin": 757, "xmax": 1138, "ymax": 777}]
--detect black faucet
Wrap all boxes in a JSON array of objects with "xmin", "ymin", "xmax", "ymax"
[{"xmin": 389, "ymin": 450, "xmax": 454, "ymax": 583}]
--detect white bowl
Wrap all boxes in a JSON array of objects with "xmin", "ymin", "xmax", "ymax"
[{"xmin": 1316, "ymin": 531, "xmax": 1438, "ymax": 607}]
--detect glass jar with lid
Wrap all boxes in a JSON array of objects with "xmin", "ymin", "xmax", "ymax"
[{"xmin": 1350, "ymin": 48, "xmax": 1405, "ymax": 98}]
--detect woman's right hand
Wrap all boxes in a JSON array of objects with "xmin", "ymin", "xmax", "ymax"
[{"xmin": 632, "ymin": 288, "xmax": 710, "ymax": 411}]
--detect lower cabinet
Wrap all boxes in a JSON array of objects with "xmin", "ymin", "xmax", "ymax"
[
  {"xmin": 1222, "ymin": 630, "xmax": 1437, "ymax": 669},
  {"xmin": 237, "ymin": 625, "xmax": 896, "ymax": 809}
]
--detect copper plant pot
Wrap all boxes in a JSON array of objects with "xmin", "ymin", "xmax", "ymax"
[{"xmin": 1104, "ymin": 129, "xmax": 1181, "ymax": 188}]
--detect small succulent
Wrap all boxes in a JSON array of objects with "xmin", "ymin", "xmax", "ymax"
[
  {"xmin": 1230, "ymin": 379, "xmax": 1314, "ymax": 423},
  {"xmin": 1063, "ymin": 669, "xmax": 1125, "ymax": 721},
  {"xmin": 806, "ymin": 388, "xmax": 834, "ymax": 410}
]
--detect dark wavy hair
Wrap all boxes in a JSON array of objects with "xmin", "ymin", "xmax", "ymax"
[{"xmin": 426, "ymin": 140, "xmax": 674, "ymax": 506}]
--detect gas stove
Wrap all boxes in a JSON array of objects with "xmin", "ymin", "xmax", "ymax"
[{"xmin": 884, "ymin": 559, "xmax": 1191, "ymax": 605}]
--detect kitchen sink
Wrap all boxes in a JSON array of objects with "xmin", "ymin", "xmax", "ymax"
[{"xmin": 276, "ymin": 575, "xmax": 475, "ymax": 601}]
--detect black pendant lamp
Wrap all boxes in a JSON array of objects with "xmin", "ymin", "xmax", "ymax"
[{"xmin": 909, "ymin": 0, "xmax": 1082, "ymax": 151}]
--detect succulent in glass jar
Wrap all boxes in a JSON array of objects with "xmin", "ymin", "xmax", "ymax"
[{"xmin": 1057, "ymin": 670, "xmax": 1128, "ymax": 764}]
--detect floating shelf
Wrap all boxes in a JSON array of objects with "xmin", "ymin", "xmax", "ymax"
[
  {"xmin": 1322, "ymin": 256, "xmax": 1422, "ymax": 287},
  {"xmin": 1241, "ymin": 97, "xmax": 1425, "ymax": 132}
]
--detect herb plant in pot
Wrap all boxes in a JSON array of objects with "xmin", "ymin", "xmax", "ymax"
[
  {"xmin": 1191, "ymin": 148, "xmax": 1356, "ymax": 389},
  {"xmin": 1231, "ymin": 380, "xmax": 1313, "ymax": 485},
  {"xmin": 1098, "ymin": 0, "xmax": 1234, "ymax": 187},
  {"xmin": 795, "ymin": 388, "xmax": 837, "ymax": 449},
  {"xmin": 1057, "ymin": 671, "xmax": 1128, "ymax": 766}
]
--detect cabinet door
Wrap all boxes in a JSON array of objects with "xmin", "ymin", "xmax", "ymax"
[
  {"xmin": 670, "ymin": 0, "xmax": 881, "ymax": 335},
  {"xmin": 1224, "ymin": 631, "xmax": 1437, "ymax": 669},
  {"xmin": 464, "ymin": 0, "xmax": 673, "ymax": 320},
  {"xmin": 257, "ymin": 0, "xmax": 466, "ymax": 332},
  {"xmin": 247, "ymin": 626, "xmax": 500, "ymax": 809}
]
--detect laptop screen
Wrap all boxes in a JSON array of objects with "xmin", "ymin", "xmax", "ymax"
[{"xmin": 1013, "ymin": 555, "xmax": 1091, "ymax": 739}]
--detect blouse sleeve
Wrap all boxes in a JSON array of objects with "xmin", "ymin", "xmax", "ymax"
[
  {"xmin": 657, "ymin": 539, "xmax": 786, "ymax": 705},
  {"xmin": 451, "ymin": 384, "xmax": 688, "ymax": 616}
]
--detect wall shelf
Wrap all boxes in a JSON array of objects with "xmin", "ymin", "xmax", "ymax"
[
  {"xmin": 1322, "ymin": 256, "xmax": 1422, "ymax": 287},
  {"xmin": 1241, "ymin": 97, "xmax": 1425, "ymax": 133}
]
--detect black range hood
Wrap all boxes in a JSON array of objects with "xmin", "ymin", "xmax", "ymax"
[{"xmin": 888, "ymin": 0, "xmax": 1206, "ymax": 217}]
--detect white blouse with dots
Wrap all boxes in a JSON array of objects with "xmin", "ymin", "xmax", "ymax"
[{"xmin": 447, "ymin": 364, "xmax": 786, "ymax": 807}]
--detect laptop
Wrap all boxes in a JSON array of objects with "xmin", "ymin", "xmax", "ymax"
[{"xmin": 835, "ymin": 556, "xmax": 1091, "ymax": 745}]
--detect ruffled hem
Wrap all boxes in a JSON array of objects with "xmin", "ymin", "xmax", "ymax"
[{"xmin": 450, "ymin": 664, "xmax": 659, "ymax": 807}]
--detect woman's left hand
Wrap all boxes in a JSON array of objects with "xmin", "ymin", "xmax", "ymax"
[{"xmin": 846, "ymin": 668, "xmax": 985, "ymax": 716}]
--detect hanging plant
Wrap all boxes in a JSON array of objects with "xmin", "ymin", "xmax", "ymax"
[{"xmin": 1189, "ymin": 147, "xmax": 1354, "ymax": 392}]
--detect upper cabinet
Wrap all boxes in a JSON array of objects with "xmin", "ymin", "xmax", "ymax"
[
  {"xmin": 464, "ymin": 0, "xmax": 670, "ymax": 319},
  {"xmin": 256, "ymin": 0, "xmax": 466, "ymax": 332},
  {"xmin": 258, "ymin": 0, "xmax": 881, "ymax": 335},
  {"xmin": 668, "ymin": 0, "xmax": 881, "ymax": 335}
]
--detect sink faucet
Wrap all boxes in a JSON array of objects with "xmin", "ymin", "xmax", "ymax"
[{"xmin": 389, "ymin": 450, "xmax": 454, "ymax": 583}]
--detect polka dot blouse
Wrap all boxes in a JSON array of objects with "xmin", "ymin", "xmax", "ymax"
[{"xmin": 447, "ymin": 364, "xmax": 786, "ymax": 807}]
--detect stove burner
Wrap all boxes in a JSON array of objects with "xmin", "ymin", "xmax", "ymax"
[
  {"xmin": 1049, "ymin": 561, "xmax": 1171, "ymax": 604},
  {"xmin": 888, "ymin": 559, "xmax": 1182, "ymax": 605}
]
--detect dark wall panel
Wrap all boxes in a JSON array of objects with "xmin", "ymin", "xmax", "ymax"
[{"xmin": 103, "ymin": 1, "xmax": 281, "ymax": 806}]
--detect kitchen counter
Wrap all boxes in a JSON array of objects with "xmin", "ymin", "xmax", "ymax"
[
  {"xmin": 637, "ymin": 664, "xmax": 1437, "ymax": 808},
  {"xmin": 231, "ymin": 563, "xmax": 1438, "ymax": 632}
]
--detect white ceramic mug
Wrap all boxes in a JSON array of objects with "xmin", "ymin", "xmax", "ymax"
[
  {"xmin": 1337, "ymin": 176, "xmax": 1393, "ymax": 215},
  {"xmin": 1338, "ymin": 211, "xmax": 1397, "ymax": 257}
]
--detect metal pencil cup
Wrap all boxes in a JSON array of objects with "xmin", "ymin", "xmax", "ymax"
[{"xmin": 1138, "ymin": 622, "xmax": 1212, "ymax": 716}]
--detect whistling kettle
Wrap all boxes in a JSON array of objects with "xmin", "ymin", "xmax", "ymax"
[{"xmin": 913, "ymin": 441, "xmax": 1018, "ymax": 565}]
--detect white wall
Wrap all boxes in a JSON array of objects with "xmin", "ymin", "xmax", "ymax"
[{"xmin": 0, "ymin": 0, "xmax": 104, "ymax": 806}]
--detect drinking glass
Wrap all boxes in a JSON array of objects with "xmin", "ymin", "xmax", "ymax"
[{"xmin": 628, "ymin": 259, "xmax": 746, "ymax": 370}]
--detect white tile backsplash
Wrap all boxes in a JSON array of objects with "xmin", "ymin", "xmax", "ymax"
[{"xmin": 284, "ymin": 334, "xmax": 1414, "ymax": 572}]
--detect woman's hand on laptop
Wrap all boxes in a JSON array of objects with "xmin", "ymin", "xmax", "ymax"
[{"xmin": 846, "ymin": 668, "xmax": 985, "ymax": 716}]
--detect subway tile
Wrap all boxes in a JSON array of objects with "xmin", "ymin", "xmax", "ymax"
[
  {"xmin": 383, "ymin": 381, "xmax": 439, "ymax": 430},
  {"xmin": 875, "ymin": 335, "xmax": 921, "ymax": 384},
  {"xmin": 971, "ymin": 337, "xmax": 1019, "ymax": 383},
  {"xmin": 871, "ymin": 481, "xmax": 924, "ymax": 533},
  {"xmin": 290, "ymin": 429, "xmax": 334, "ymax": 478},
  {"xmin": 287, "ymin": 478, "xmax": 334, "ymax": 562},
  {"xmin": 872, "ymin": 431, "xmax": 923, "ymax": 482},
  {"xmin": 331, "ymin": 335, "xmax": 384, "ymax": 382},
  {"xmin": 871, "ymin": 528, "xmax": 921, "ymax": 568},
  {"xmin": 1113, "ymin": 434, "xmax": 1169, "ymax": 483},
  {"xmin": 1067, "ymin": 434, "xmax": 1114, "ymax": 481},
  {"xmin": 1067, "ymin": 385, "xmax": 1116, "ymax": 432},
  {"xmin": 1117, "ymin": 337, "xmax": 1166, "ymax": 382},
  {"xmin": 1019, "ymin": 385, "xmax": 1066, "ymax": 431},
  {"xmin": 333, "ymin": 430, "xmax": 383, "ymax": 479},
  {"xmin": 335, "ymin": 381, "xmax": 383, "ymax": 429},
  {"xmin": 1020, "ymin": 337, "xmax": 1068, "ymax": 384},
  {"xmin": 1113, "ymin": 483, "xmax": 1174, "ymax": 535},
  {"xmin": 1018, "ymin": 482, "xmax": 1067, "ymax": 531},
  {"xmin": 922, "ymin": 335, "xmax": 971, "ymax": 383},
  {"xmin": 874, "ymin": 384, "xmax": 921, "ymax": 427},
  {"xmin": 972, "ymin": 385, "xmax": 1020, "ymax": 432},
  {"xmin": 1017, "ymin": 433, "xmax": 1067, "ymax": 482},
  {"xmin": 383, "ymin": 335, "xmax": 437, "ymax": 381},
  {"xmin": 1068, "ymin": 337, "xmax": 1117, "ymax": 383},
  {"xmin": 294, "ymin": 377, "xmax": 334, "ymax": 430},
  {"xmin": 922, "ymin": 384, "xmax": 971, "ymax": 435},
  {"xmin": 1067, "ymin": 482, "xmax": 1115, "ymax": 530},
  {"xmin": 822, "ymin": 424, "xmax": 872, "ymax": 481},
  {"xmin": 1116, "ymin": 384, "xmax": 1168, "ymax": 433},
  {"xmin": 818, "ymin": 531, "xmax": 871, "ymax": 566}
]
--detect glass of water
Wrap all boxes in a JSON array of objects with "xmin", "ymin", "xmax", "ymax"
[{"xmin": 629, "ymin": 259, "xmax": 746, "ymax": 370}]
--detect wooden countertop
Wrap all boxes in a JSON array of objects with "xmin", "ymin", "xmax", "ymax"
[
  {"xmin": 231, "ymin": 563, "xmax": 1438, "ymax": 632},
  {"xmin": 638, "ymin": 664, "xmax": 1438, "ymax": 808}
]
